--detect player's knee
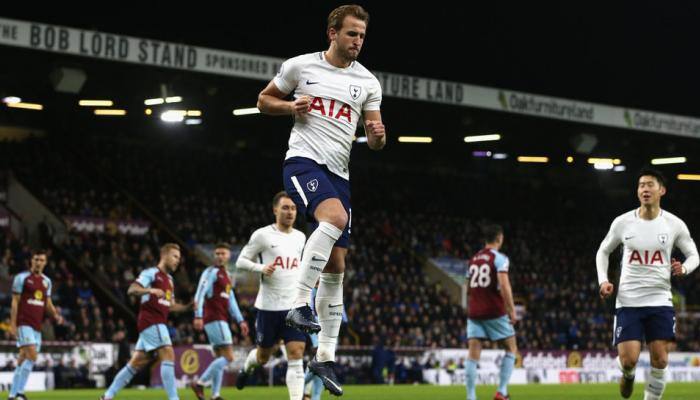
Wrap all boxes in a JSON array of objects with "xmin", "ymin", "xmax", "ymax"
[
  {"xmin": 287, "ymin": 347, "xmax": 304, "ymax": 360},
  {"xmin": 316, "ymin": 199, "xmax": 348, "ymax": 230},
  {"xmin": 620, "ymin": 357, "xmax": 637, "ymax": 370},
  {"xmin": 651, "ymin": 354, "xmax": 668, "ymax": 369},
  {"xmin": 326, "ymin": 211, "xmax": 348, "ymax": 231},
  {"xmin": 506, "ymin": 342, "xmax": 518, "ymax": 354},
  {"xmin": 622, "ymin": 361, "xmax": 636, "ymax": 371},
  {"xmin": 159, "ymin": 347, "xmax": 175, "ymax": 362},
  {"xmin": 257, "ymin": 352, "xmax": 271, "ymax": 364},
  {"xmin": 26, "ymin": 348, "xmax": 38, "ymax": 361},
  {"xmin": 130, "ymin": 355, "xmax": 148, "ymax": 369},
  {"xmin": 221, "ymin": 348, "xmax": 235, "ymax": 363},
  {"xmin": 128, "ymin": 361, "xmax": 142, "ymax": 371},
  {"xmin": 224, "ymin": 353, "xmax": 235, "ymax": 363}
]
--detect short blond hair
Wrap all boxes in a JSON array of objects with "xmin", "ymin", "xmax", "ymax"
[{"xmin": 160, "ymin": 243, "xmax": 181, "ymax": 255}]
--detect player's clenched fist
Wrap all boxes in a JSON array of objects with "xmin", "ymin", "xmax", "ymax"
[
  {"xmin": 365, "ymin": 120, "xmax": 385, "ymax": 138},
  {"xmin": 671, "ymin": 257, "xmax": 686, "ymax": 276},
  {"xmin": 292, "ymin": 95, "xmax": 312, "ymax": 116},
  {"xmin": 262, "ymin": 263, "xmax": 277, "ymax": 277},
  {"xmin": 599, "ymin": 281, "xmax": 614, "ymax": 299}
]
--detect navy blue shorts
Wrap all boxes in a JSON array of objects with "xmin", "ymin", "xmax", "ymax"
[
  {"xmin": 283, "ymin": 157, "xmax": 351, "ymax": 248},
  {"xmin": 613, "ymin": 306, "xmax": 676, "ymax": 346},
  {"xmin": 255, "ymin": 309, "xmax": 307, "ymax": 348}
]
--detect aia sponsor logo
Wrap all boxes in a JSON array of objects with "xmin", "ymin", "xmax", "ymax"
[
  {"xmin": 628, "ymin": 250, "xmax": 664, "ymax": 265},
  {"xmin": 307, "ymin": 97, "xmax": 352, "ymax": 123},
  {"xmin": 272, "ymin": 256, "xmax": 299, "ymax": 270}
]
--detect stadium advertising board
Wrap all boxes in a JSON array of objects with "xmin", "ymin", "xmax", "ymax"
[
  {"xmin": 2, "ymin": 18, "xmax": 700, "ymax": 138},
  {"xmin": 150, "ymin": 345, "xmax": 249, "ymax": 387},
  {"xmin": 64, "ymin": 216, "xmax": 150, "ymax": 236},
  {"xmin": 423, "ymin": 349, "xmax": 700, "ymax": 385}
]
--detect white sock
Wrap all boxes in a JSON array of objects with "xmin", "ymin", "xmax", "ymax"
[
  {"xmin": 293, "ymin": 222, "xmax": 342, "ymax": 308},
  {"xmin": 316, "ymin": 273, "xmax": 344, "ymax": 362},
  {"xmin": 644, "ymin": 367, "xmax": 667, "ymax": 400},
  {"xmin": 616, "ymin": 356, "xmax": 635, "ymax": 378},
  {"xmin": 286, "ymin": 359, "xmax": 305, "ymax": 400},
  {"xmin": 244, "ymin": 348, "xmax": 259, "ymax": 372}
]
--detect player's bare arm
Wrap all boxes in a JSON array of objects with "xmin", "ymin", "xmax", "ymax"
[
  {"xmin": 193, "ymin": 316, "xmax": 203, "ymax": 331},
  {"xmin": 672, "ymin": 223, "xmax": 699, "ymax": 276},
  {"xmin": 127, "ymin": 282, "xmax": 163, "ymax": 298},
  {"xmin": 596, "ymin": 217, "xmax": 621, "ymax": 300},
  {"xmin": 257, "ymin": 81, "xmax": 310, "ymax": 116},
  {"xmin": 193, "ymin": 299, "xmax": 203, "ymax": 330},
  {"xmin": 169, "ymin": 301, "xmax": 192, "ymax": 313},
  {"xmin": 497, "ymin": 272, "xmax": 516, "ymax": 324},
  {"xmin": 364, "ymin": 110, "xmax": 386, "ymax": 150},
  {"xmin": 46, "ymin": 297, "xmax": 64, "ymax": 325},
  {"xmin": 9, "ymin": 293, "xmax": 19, "ymax": 338},
  {"xmin": 236, "ymin": 320, "xmax": 250, "ymax": 337}
]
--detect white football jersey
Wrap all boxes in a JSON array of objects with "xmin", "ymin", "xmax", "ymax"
[
  {"xmin": 235, "ymin": 224, "xmax": 306, "ymax": 311},
  {"xmin": 596, "ymin": 209, "xmax": 699, "ymax": 308},
  {"xmin": 273, "ymin": 51, "xmax": 383, "ymax": 180}
]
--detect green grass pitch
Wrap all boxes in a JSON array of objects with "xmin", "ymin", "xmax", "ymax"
[{"xmin": 15, "ymin": 382, "xmax": 700, "ymax": 399}]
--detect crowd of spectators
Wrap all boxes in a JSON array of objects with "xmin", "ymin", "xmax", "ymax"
[{"xmin": 1, "ymin": 135, "xmax": 699, "ymax": 361}]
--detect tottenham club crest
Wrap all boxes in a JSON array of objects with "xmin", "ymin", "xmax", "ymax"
[
  {"xmin": 307, "ymin": 179, "xmax": 319, "ymax": 192},
  {"xmin": 349, "ymin": 85, "xmax": 362, "ymax": 101},
  {"xmin": 658, "ymin": 234, "xmax": 669, "ymax": 245},
  {"xmin": 616, "ymin": 326, "xmax": 622, "ymax": 338}
]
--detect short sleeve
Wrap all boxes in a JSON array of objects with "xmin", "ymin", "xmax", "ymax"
[
  {"xmin": 494, "ymin": 252, "xmax": 510, "ymax": 273},
  {"xmin": 272, "ymin": 57, "xmax": 303, "ymax": 95},
  {"xmin": 363, "ymin": 81, "xmax": 382, "ymax": 111},
  {"xmin": 12, "ymin": 274, "xmax": 25, "ymax": 294},
  {"xmin": 136, "ymin": 268, "xmax": 155, "ymax": 288}
]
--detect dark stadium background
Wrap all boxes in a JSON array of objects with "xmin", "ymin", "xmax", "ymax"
[{"xmin": 1, "ymin": 2, "xmax": 700, "ymax": 396}]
